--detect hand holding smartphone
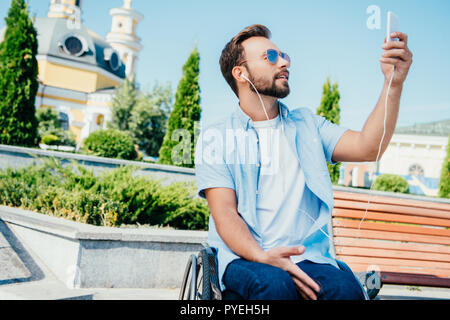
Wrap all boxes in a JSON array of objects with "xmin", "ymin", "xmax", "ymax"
[{"xmin": 387, "ymin": 11, "xmax": 399, "ymax": 42}]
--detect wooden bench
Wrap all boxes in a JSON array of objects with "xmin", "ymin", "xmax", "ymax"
[{"xmin": 330, "ymin": 187, "xmax": 450, "ymax": 289}]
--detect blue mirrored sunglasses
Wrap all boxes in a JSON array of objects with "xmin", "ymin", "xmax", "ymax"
[
  {"xmin": 238, "ymin": 49, "xmax": 291, "ymax": 66},
  {"xmin": 265, "ymin": 49, "xmax": 291, "ymax": 66}
]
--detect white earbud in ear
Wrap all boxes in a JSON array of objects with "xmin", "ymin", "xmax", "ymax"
[{"xmin": 238, "ymin": 73, "xmax": 270, "ymax": 122}]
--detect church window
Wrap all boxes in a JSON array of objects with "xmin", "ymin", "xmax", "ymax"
[
  {"xmin": 104, "ymin": 49, "xmax": 121, "ymax": 71},
  {"xmin": 60, "ymin": 34, "xmax": 88, "ymax": 57},
  {"xmin": 408, "ymin": 163, "xmax": 424, "ymax": 176},
  {"xmin": 96, "ymin": 114, "xmax": 104, "ymax": 126},
  {"xmin": 59, "ymin": 112, "xmax": 69, "ymax": 131}
]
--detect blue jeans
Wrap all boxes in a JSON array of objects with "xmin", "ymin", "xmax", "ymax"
[{"xmin": 222, "ymin": 259, "xmax": 366, "ymax": 300}]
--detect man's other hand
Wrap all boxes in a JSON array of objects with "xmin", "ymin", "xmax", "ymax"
[{"xmin": 260, "ymin": 246, "xmax": 321, "ymax": 300}]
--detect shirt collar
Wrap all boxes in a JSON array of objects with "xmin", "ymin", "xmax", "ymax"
[{"xmin": 234, "ymin": 100, "xmax": 290, "ymax": 131}]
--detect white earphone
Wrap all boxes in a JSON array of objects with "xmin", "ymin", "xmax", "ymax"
[{"xmin": 240, "ymin": 73, "xmax": 271, "ymax": 121}]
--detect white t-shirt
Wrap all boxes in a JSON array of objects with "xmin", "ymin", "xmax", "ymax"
[{"xmin": 253, "ymin": 114, "xmax": 312, "ymax": 262}]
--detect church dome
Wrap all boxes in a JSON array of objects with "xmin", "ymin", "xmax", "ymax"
[{"xmin": 32, "ymin": 17, "xmax": 126, "ymax": 79}]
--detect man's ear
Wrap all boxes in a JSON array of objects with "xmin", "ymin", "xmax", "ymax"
[{"xmin": 232, "ymin": 66, "xmax": 247, "ymax": 83}]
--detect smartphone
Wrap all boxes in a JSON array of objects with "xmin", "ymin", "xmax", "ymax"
[{"xmin": 387, "ymin": 11, "xmax": 399, "ymax": 42}]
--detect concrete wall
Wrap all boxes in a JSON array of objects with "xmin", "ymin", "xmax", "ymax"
[{"xmin": 0, "ymin": 206, "xmax": 207, "ymax": 289}]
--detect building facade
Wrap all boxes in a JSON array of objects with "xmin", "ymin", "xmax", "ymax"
[
  {"xmin": 340, "ymin": 120, "xmax": 450, "ymax": 196},
  {"xmin": 1, "ymin": 0, "xmax": 143, "ymax": 148}
]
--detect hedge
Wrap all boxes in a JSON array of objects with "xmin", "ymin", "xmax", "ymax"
[
  {"xmin": 372, "ymin": 174, "xmax": 410, "ymax": 194},
  {"xmin": 82, "ymin": 129, "xmax": 137, "ymax": 160},
  {"xmin": 0, "ymin": 159, "xmax": 209, "ymax": 230}
]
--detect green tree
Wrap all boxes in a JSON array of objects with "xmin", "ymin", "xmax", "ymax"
[
  {"xmin": 317, "ymin": 77, "xmax": 341, "ymax": 184},
  {"xmin": 108, "ymin": 77, "xmax": 172, "ymax": 158},
  {"xmin": 0, "ymin": 0, "xmax": 39, "ymax": 147},
  {"xmin": 438, "ymin": 135, "xmax": 450, "ymax": 198},
  {"xmin": 108, "ymin": 76, "xmax": 138, "ymax": 134},
  {"xmin": 158, "ymin": 48, "xmax": 201, "ymax": 168},
  {"xmin": 130, "ymin": 82, "xmax": 172, "ymax": 157}
]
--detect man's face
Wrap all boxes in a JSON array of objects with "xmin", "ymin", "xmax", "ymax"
[{"xmin": 241, "ymin": 36, "xmax": 290, "ymax": 98}]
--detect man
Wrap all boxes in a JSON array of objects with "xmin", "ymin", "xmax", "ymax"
[{"xmin": 194, "ymin": 24, "xmax": 412, "ymax": 300}]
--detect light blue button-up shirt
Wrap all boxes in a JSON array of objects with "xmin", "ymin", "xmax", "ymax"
[{"xmin": 194, "ymin": 101, "xmax": 349, "ymax": 291}]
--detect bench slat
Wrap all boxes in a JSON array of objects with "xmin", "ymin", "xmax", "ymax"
[
  {"xmin": 333, "ymin": 191, "xmax": 450, "ymax": 212},
  {"xmin": 333, "ymin": 227, "xmax": 450, "ymax": 246},
  {"xmin": 335, "ymin": 246, "xmax": 450, "ymax": 263},
  {"xmin": 332, "ymin": 208, "xmax": 450, "ymax": 228},
  {"xmin": 334, "ymin": 199, "xmax": 450, "ymax": 219},
  {"xmin": 380, "ymin": 272, "xmax": 450, "ymax": 288},
  {"xmin": 344, "ymin": 262, "xmax": 449, "ymax": 277},
  {"xmin": 343, "ymin": 262, "xmax": 450, "ymax": 287},
  {"xmin": 338, "ymin": 255, "xmax": 450, "ymax": 271},
  {"xmin": 334, "ymin": 237, "xmax": 450, "ymax": 254},
  {"xmin": 333, "ymin": 219, "xmax": 450, "ymax": 237}
]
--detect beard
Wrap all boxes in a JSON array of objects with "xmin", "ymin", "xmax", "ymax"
[{"xmin": 246, "ymin": 66, "xmax": 290, "ymax": 99}]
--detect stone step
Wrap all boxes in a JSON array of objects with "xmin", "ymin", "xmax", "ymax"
[
  {"xmin": 0, "ymin": 278, "xmax": 94, "ymax": 300},
  {"xmin": 0, "ymin": 235, "xmax": 31, "ymax": 283}
]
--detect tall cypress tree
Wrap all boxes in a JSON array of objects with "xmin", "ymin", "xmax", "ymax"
[
  {"xmin": 317, "ymin": 77, "xmax": 341, "ymax": 184},
  {"xmin": 438, "ymin": 135, "xmax": 450, "ymax": 198},
  {"xmin": 158, "ymin": 48, "xmax": 201, "ymax": 168},
  {"xmin": 0, "ymin": 0, "xmax": 39, "ymax": 147}
]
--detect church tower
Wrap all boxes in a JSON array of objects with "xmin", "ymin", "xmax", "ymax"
[
  {"xmin": 48, "ymin": 0, "xmax": 82, "ymax": 26},
  {"xmin": 106, "ymin": 0, "xmax": 143, "ymax": 78}
]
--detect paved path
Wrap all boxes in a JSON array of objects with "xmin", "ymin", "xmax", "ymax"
[
  {"xmin": 2, "ymin": 280, "xmax": 449, "ymax": 300},
  {"xmin": 377, "ymin": 284, "xmax": 450, "ymax": 300}
]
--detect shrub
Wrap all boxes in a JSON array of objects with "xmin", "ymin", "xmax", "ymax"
[
  {"xmin": 41, "ymin": 134, "xmax": 60, "ymax": 145},
  {"xmin": 372, "ymin": 174, "xmax": 409, "ymax": 194},
  {"xmin": 91, "ymin": 166, "xmax": 162, "ymax": 225},
  {"xmin": 152, "ymin": 181, "xmax": 209, "ymax": 230},
  {"xmin": 82, "ymin": 129, "xmax": 137, "ymax": 160},
  {"xmin": 0, "ymin": 159, "xmax": 210, "ymax": 230},
  {"xmin": 37, "ymin": 108, "xmax": 77, "ymax": 147}
]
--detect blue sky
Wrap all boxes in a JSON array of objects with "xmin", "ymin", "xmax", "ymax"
[{"xmin": 1, "ymin": 0, "xmax": 449, "ymax": 130}]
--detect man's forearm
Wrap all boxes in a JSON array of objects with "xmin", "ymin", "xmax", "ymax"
[
  {"xmin": 205, "ymin": 188, "xmax": 266, "ymax": 263},
  {"xmin": 360, "ymin": 79, "xmax": 403, "ymax": 160},
  {"xmin": 214, "ymin": 210, "xmax": 266, "ymax": 263}
]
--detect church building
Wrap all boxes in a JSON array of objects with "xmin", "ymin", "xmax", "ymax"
[{"xmin": 6, "ymin": 0, "xmax": 143, "ymax": 147}]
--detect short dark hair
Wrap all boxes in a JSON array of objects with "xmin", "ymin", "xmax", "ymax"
[{"xmin": 219, "ymin": 24, "xmax": 271, "ymax": 97}]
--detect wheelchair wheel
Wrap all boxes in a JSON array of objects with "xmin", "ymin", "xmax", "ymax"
[
  {"xmin": 355, "ymin": 270, "xmax": 382, "ymax": 300},
  {"xmin": 179, "ymin": 248, "xmax": 217, "ymax": 300},
  {"xmin": 179, "ymin": 254, "xmax": 195, "ymax": 300},
  {"xmin": 363, "ymin": 270, "xmax": 382, "ymax": 300}
]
